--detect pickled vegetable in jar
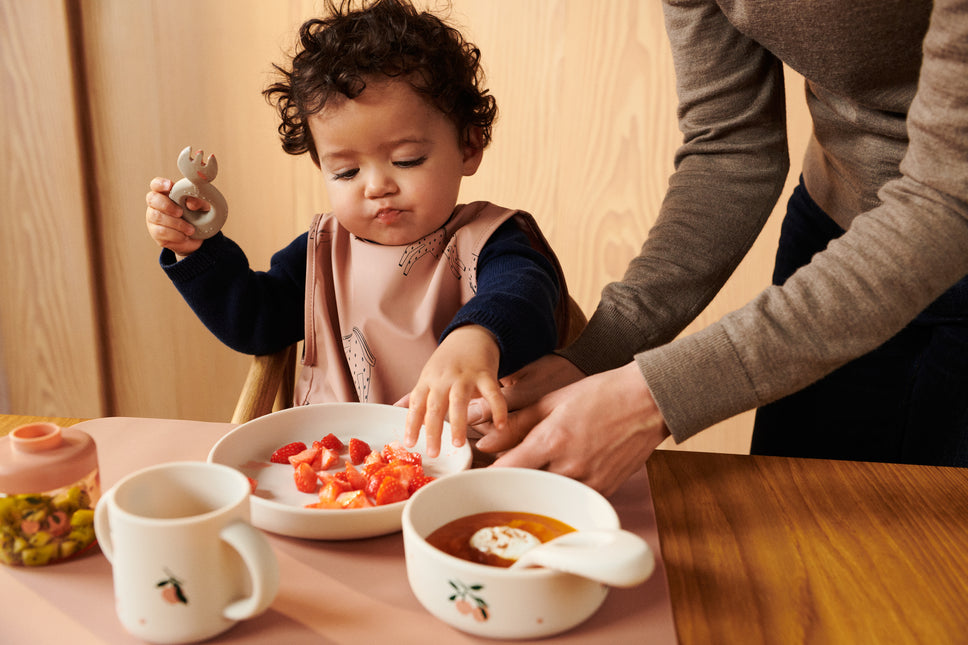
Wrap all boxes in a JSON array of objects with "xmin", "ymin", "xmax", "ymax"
[{"xmin": 0, "ymin": 423, "xmax": 100, "ymax": 566}]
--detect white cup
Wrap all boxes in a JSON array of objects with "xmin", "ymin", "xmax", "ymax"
[{"xmin": 94, "ymin": 461, "xmax": 279, "ymax": 644}]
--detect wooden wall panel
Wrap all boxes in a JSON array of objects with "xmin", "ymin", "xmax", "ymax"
[
  {"xmin": 0, "ymin": 0, "xmax": 105, "ymax": 418},
  {"xmin": 77, "ymin": 0, "xmax": 318, "ymax": 421}
]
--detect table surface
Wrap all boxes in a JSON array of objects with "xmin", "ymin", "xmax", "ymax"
[
  {"xmin": 4, "ymin": 414, "xmax": 968, "ymax": 644},
  {"xmin": 0, "ymin": 414, "xmax": 675, "ymax": 644},
  {"xmin": 648, "ymin": 447, "xmax": 968, "ymax": 645}
]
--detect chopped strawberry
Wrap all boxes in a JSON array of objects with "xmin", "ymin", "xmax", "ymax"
[
  {"xmin": 318, "ymin": 433, "xmax": 344, "ymax": 452},
  {"xmin": 375, "ymin": 475, "xmax": 408, "ymax": 506},
  {"xmin": 408, "ymin": 474, "xmax": 435, "ymax": 495},
  {"xmin": 382, "ymin": 441, "xmax": 422, "ymax": 466},
  {"xmin": 344, "ymin": 463, "xmax": 367, "ymax": 490},
  {"xmin": 336, "ymin": 490, "xmax": 373, "ymax": 509},
  {"xmin": 318, "ymin": 479, "xmax": 346, "ymax": 505},
  {"xmin": 289, "ymin": 445, "xmax": 322, "ymax": 470},
  {"xmin": 270, "ymin": 441, "xmax": 307, "ymax": 464},
  {"xmin": 318, "ymin": 448, "xmax": 340, "ymax": 471},
  {"xmin": 246, "ymin": 476, "xmax": 259, "ymax": 493},
  {"xmin": 293, "ymin": 462, "xmax": 318, "ymax": 493},
  {"xmin": 365, "ymin": 465, "xmax": 391, "ymax": 497},
  {"xmin": 363, "ymin": 449, "xmax": 386, "ymax": 468},
  {"xmin": 382, "ymin": 463, "xmax": 420, "ymax": 491},
  {"xmin": 362, "ymin": 460, "xmax": 386, "ymax": 479},
  {"xmin": 348, "ymin": 438, "xmax": 372, "ymax": 465}
]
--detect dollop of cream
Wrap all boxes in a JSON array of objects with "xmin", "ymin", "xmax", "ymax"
[{"xmin": 469, "ymin": 525, "xmax": 540, "ymax": 561}]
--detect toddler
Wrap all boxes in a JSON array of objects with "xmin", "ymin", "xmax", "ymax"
[{"xmin": 145, "ymin": 0, "xmax": 571, "ymax": 455}]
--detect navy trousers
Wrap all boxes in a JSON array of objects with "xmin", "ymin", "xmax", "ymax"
[{"xmin": 751, "ymin": 178, "xmax": 968, "ymax": 466}]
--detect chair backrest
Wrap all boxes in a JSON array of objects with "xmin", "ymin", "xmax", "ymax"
[{"xmin": 231, "ymin": 296, "xmax": 587, "ymax": 424}]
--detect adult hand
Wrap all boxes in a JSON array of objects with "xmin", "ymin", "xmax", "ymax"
[
  {"xmin": 465, "ymin": 354, "xmax": 586, "ymax": 425},
  {"xmin": 476, "ymin": 362, "xmax": 671, "ymax": 496}
]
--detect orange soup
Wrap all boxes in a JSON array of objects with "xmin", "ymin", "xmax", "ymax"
[{"xmin": 426, "ymin": 511, "xmax": 576, "ymax": 567}]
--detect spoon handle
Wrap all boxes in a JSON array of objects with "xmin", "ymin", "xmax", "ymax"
[{"xmin": 511, "ymin": 529, "xmax": 655, "ymax": 588}]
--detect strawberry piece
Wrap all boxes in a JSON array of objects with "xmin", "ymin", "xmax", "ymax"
[
  {"xmin": 382, "ymin": 441, "xmax": 422, "ymax": 466},
  {"xmin": 317, "ymin": 479, "xmax": 347, "ymax": 505},
  {"xmin": 344, "ymin": 463, "xmax": 367, "ymax": 490},
  {"xmin": 375, "ymin": 475, "xmax": 408, "ymax": 506},
  {"xmin": 289, "ymin": 445, "xmax": 322, "ymax": 470},
  {"xmin": 362, "ymin": 459, "xmax": 387, "ymax": 479},
  {"xmin": 318, "ymin": 433, "xmax": 344, "ymax": 452},
  {"xmin": 382, "ymin": 463, "xmax": 420, "ymax": 491},
  {"xmin": 363, "ymin": 450, "xmax": 386, "ymax": 468},
  {"xmin": 336, "ymin": 490, "xmax": 373, "ymax": 509},
  {"xmin": 293, "ymin": 462, "xmax": 318, "ymax": 493},
  {"xmin": 246, "ymin": 476, "xmax": 259, "ymax": 493},
  {"xmin": 348, "ymin": 438, "xmax": 372, "ymax": 465},
  {"xmin": 318, "ymin": 448, "xmax": 340, "ymax": 471},
  {"xmin": 270, "ymin": 441, "xmax": 307, "ymax": 464},
  {"xmin": 365, "ymin": 465, "xmax": 391, "ymax": 497},
  {"xmin": 408, "ymin": 474, "xmax": 435, "ymax": 495}
]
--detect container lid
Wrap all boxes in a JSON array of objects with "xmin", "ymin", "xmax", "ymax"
[{"xmin": 0, "ymin": 423, "xmax": 98, "ymax": 494}]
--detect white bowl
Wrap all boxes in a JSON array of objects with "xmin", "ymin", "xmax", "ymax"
[
  {"xmin": 402, "ymin": 468, "xmax": 623, "ymax": 639},
  {"xmin": 208, "ymin": 403, "xmax": 472, "ymax": 540}
]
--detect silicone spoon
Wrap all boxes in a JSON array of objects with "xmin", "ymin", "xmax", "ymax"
[
  {"xmin": 169, "ymin": 146, "xmax": 229, "ymax": 240},
  {"xmin": 508, "ymin": 529, "xmax": 655, "ymax": 588}
]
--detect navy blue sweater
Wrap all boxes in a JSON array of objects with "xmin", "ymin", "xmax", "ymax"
[{"xmin": 161, "ymin": 219, "xmax": 561, "ymax": 377}]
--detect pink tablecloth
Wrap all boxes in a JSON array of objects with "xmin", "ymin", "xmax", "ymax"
[{"xmin": 0, "ymin": 417, "xmax": 677, "ymax": 644}]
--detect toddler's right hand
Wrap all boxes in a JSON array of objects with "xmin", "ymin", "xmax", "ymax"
[{"xmin": 145, "ymin": 177, "xmax": 205, "ymax": 257}]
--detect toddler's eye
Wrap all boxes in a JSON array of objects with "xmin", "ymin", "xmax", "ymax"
[
  {"xmin": 332, "ymin": 168, "xmax": 359, "ymax": 180},
  {"xmin": 394, "ymin": 156, "xmax": 427, "ymax": 168}
]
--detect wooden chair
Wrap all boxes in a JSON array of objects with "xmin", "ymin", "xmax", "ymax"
[{"xmin": 231, "ymin": 296, "xmax": 588, "ymax": 424}]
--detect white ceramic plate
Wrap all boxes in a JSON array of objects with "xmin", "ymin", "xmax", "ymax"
[{"xmin": 207, "ymin": 403, "xmax": 472, "ymax": 539}]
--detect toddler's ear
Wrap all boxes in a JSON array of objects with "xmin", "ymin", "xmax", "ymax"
[{"xmin": 461, "ymin": 126, "xmax": 485, "ymax": 176}]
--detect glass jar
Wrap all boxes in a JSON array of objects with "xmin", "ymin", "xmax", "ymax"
[{"xmin": 0, "ymin": 423, "xmax": 100, "ymax": 566}]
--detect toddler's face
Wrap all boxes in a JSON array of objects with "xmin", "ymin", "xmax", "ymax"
[{"xmin": 309, "ymin": 78, "xmax": 482, "ymax": 246}]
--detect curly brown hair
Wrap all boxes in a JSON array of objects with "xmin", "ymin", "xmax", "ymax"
[{"xmin": 264, "ymin": 0, "xmax": 498, "ymax": 166}]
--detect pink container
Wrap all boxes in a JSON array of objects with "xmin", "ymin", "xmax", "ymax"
[{"xmin": 0, "ymin": 423, "xmax": 100, "ymax": 566}]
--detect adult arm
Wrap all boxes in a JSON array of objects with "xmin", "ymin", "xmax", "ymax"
[
  {"xmin": 559, "ymin": 0, "xmax": 791, "ymax": 374},
  {"xmin": 639, "ymin": 0, "xmax": 968, "ymax": 441}
]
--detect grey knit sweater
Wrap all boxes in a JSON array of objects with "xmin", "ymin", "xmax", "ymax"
[{"xmin": 559, "ymin": 0, "xmax": 968, "ymax": 442}]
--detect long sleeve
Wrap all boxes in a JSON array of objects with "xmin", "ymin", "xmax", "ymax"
[
  {"xmin": 560, "ymin": 0, "xmax": 790, "ymax": 371},
  {"xmin": 162, "ymin": 232, "xmax": 307, "ymax": 355},
  {"xmin": 442, "ymin": 219, "xmax": 560, "ymax": 377},
  {"xmin": 632, "ymin": 0, "xmax": 968, "ymax": 441}
]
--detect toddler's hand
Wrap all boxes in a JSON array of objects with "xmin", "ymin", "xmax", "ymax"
[
  {"xmin": 404, "ymin": 325, "xmax": 508, "ymax": 458},
  {"xmin": 145, "ymin": 177, "xmax": 205, "ymax": 257}
]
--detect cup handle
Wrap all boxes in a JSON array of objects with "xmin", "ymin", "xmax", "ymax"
[
  {"xmin": 220, "ymin": 521, "xmax": 280, "ymax": 620},
  {"xmin": 93, "ymin": 489, "xmax": 115, "ymax": 563}
]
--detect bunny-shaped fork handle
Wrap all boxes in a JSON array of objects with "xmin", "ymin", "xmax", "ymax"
[{"xmin": 169, "ymin": 146, "xmax": 229, "ymax": 240}]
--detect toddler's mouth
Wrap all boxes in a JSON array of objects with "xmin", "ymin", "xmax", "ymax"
[{"xmin": 375, "ymin": 208, "xmax": 403, "ymax": 223}]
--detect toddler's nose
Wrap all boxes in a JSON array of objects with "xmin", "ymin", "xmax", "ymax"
[{"xmin": 364, "ymin": 170, "xmax": 398, "ymax": 198}]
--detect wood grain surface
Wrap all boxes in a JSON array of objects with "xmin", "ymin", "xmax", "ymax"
[
  {"xmin": 1, "ymin": 1, "xmax": 813, "ymax": 453},
  {"xmin": 648, "ymin": 450, "xmax": 968, "ymax": 644},
  {"xmin": 0, "ymin": 414, "xmax": 85, "ymax": 436},
  {"xmin": 0, "ymin": 0, "xmax": 106, "ymax": 418}
]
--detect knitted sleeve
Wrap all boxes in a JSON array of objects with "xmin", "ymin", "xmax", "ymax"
[
  {"xmin": 161, "ymin": 232, "xmax": 307, "ymax": 355},
  {"xmin": 442, "ymin": 220, "xmax": 560, "ymax": 378},
  {"xmin": 586, "ymin": 0, "xmax": 968, "ymax": 442},
  {"xmin": 560, "ymin": 0, "xmax": 789, "ymax": 373}
]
